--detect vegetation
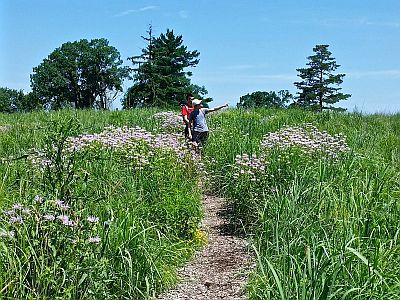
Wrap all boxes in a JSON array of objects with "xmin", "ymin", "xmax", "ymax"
[
  {"xmin": 123, "ymin": 26, "xmax": 210, "ymax": 109},
  {"xmin": 0, "ymin": 109, "xmax": 203, "ymax": 299},
  {"xmin": 30, "ymin": 39, "xmax": 129, "ymax": 110},
  {"xmin": 4, "ymin": 32, "xmax": 351, "ymax": 113},
  {"xmin": 237, "ymin": 90, "xmax": 293, "ymax": 109},
  {"xmin": 0, "ymin": 88, "xmax": 39, "ymax": 113},
  {"xmin": 293, "ymin": 44, "xmax": 351, "ymax": 111},
  {"xmin": 202, "ymin": 108, "xmax": 400, "ymax": 299},
  {"xmin": 1, "ymin": 108, "xmax": 399, "ymax": 299}
]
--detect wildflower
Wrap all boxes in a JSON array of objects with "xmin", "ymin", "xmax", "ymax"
[
  {"xmin": 87, "ymin": 216, "xmax": 99, "ymax": 223},
  {"xmin": 3, "ymin": 210, "xmax": 15, "ymax": 216},
  {"xmin": 0, "ymin": 125, "xmax": 12, "ymax": 133},
  {"xmin": 9, "ymin": 216, "xmax": 23, "ymax": 225},
  {"xmin": 88, "ymin": 236, "xmax": 101, "ymax": 244},
  {"xmin": 55, "ymin": 199, "xmax": 70, "ymax": 210},
  {"xmin": 21, "ymin": 208, "xmax": 31, "ymax": 215},
  {"xmin": 260, "ymin": 124, "xmax": 350, "ymax": 160},
  {"xmin": 63, "ymin": 220, "xmax": 75, "ymax": 226},
  {"xmin": 33, "ymin": 195, "xmax": 44, "ymax": 204},
  {"xmin": 0, "ymin": 230, "xmax": 15, "ymax": 238},
  {"xmin": 43, "ymin": 214, "xmax": 56, "ymax": 221},
  {"xmin": 12, "ymin": 203, "xmax": 23, "ymax": 210},
  {"xmin": 57, "ymin": 215, "xmax": 75, "ymax": 226}
]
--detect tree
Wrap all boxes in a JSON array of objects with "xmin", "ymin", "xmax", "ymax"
[
  {"xmin": 294, "ymin": 44, "xmax": 350, "ymax": 111},
  {"xmin": 0, "ymin": 87, "xmax": 17, "ymax": 113},
  {"xmin": 187, "ymin": 83, "xmax": 212, "ymax": 108},
  {"xmin": 237, "ymin": 90, "xmax": 293, "ymax": 108},
  {"xmin": 123, "ymin": 27, "xmax": 207, "ymax": 108},
  {"xmin": 30, "ymin": 38, "xmax": 129, "ymax": 110},
  {"xmin": 0, "ymin": 88, "xmax": 39, "ymax": 113},
  {"xmin": 17, "ymin": 92, "xmax": 41, "ymax": 112}
]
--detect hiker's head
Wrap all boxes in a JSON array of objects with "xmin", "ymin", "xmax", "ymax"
[
  {"xmin": 187, "ymin": 94, "xmax": 194, "ymax": 105},
  {"xmin": 192, "ymin": 99, "xmax": 202, "ymax": 109}
]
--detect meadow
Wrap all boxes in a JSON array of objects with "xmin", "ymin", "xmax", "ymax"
[
  {"xmin": 0, "ymin": 108, "xmax": 399, "ymax": 299},
  {"xmin": 0, "ymin": 109, "xmax": 203, "ymax": 299},
  {"xmin": 204, "ymin": 108, "xmax": 400, "ymax": 299}
]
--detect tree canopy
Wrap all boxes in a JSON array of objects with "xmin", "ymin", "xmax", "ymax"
[
  {"xmin": 237, "ymin": 90, "xmax": 293, "ymax": 108},
  {"xmin": 123, "ymin": 27, "xmax": 210, "ymax": 108},
  {"xmin": 30, "ymin": 38, "xmax": 129, "ymax": 110},
  {"xmin": 293, "ymin": 44, "xmax": 350, "ymax": 111},
  {"xmin": 0, "ymin": 88, "xmax": 39, "ymax": 113}
]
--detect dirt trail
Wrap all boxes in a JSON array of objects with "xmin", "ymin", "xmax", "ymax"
[{"xmin": 156, "ymin": 194, "xmax": 253, "ymax": 300}]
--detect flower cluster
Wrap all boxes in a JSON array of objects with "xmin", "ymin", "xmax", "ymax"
[
  {"xmin": 260, "ymin": 123, "xmax": 350, "ymax": 160},
  {"xmin": 28, "ymin": 125, "xmax": 195, "ymax": 170},
  {"xmin": 233, "ymin": 154, "xmax": 267, "ymax": 181},
  {"xmin": 0, "ymin": 124, "xmax": 12, "ymax": 133},
  {"xmin": 27, "ymin": 149, "xmax": 54, "ymax": 170},
  {"xmin": 0, "ymin": 195, "xmax": 101, "ymax": 245},
  {"xmin": 67, "ymin": 126, "xmax": 193, "ymax": 159},
  {"xmin": 232, "ymin": 124, "xmax": 351, "ymax": 180},
  {"xmin": 152, "ymin": 111, "xmax": 183, "ymax": 132}
]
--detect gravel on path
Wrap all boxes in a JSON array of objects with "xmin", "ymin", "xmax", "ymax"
[{"xmin": 156, "ymin": 194, "xmax": 253, "ymax": 300}]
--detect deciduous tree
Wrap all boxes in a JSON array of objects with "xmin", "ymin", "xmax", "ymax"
[
  {"xmin": 0, "ymin": 88, "xmax": 39, "ymax": 113},
  {"xmin": 31, "ymin": 39, "xmax": 129, "ymax": 110},
  {"xmin": 237, "ymin": 90, "xmax": 293, "ymax": 108}
]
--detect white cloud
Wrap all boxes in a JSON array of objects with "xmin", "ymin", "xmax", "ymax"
[
  {"xmin": 281, "ymin": 17, "xmax": 400, "ymax": 29},
  {"xmin": 249, "ymin": 74, "xmax": 297, "ymax": 81},
  {"xmin": 194, "ymin": 72, "xmax": 297, "ymax": 84},
  {"xmin": 357, "ymin": 18, "xmax": 400, "ymax": 28},
  {"xmin": 347, "ymin": 69, "xmax": 400, "ymax": 79},
  {"xmin": 179, "ymin": 10, "xmax": 188, "ymax": 19},
  {"xmin": 223, "ymin": 64, "xmax": 255, "ymax": 70},
  {"xmin": 326, "ymin": 17, "xmax": 400, "ymax": 28},
  {"xmin": 114, "ymin": 6, "xmax": 159, "ymax": 17}
]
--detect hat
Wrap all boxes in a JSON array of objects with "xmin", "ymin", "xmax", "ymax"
[{"xmin": 192, "ymin": 99, "xmax": 202, "ymax": 106}]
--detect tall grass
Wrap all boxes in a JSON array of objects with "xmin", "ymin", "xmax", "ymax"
[
  {"xmin": 1, "ymin": 108, "xmax": 399, "ymax": 299},
  {"xmin": 203, "ymin": 109, "xmax": 400, "ymax": 299},
  {"xmin": 0, "ymin": 109, "xmax": 203, "ymax": 299}
]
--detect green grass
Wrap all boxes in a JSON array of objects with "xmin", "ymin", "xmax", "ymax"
[
  {"xmin": 0, "ymin": 109, "xmax": 202, "ymax": 299},
  {"xmin": 1, "ymin": 108, "xmax": 399, "ymax": 299},
  {"xmin": 202, "ymin": 108, "xmax": 400, "ymax": 299}
]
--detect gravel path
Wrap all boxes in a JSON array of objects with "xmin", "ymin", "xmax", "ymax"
[{"xmin": 156, "ymin": 194, "xmax": 253, "ymax": 300}]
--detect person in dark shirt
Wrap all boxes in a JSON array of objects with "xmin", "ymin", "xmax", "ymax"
[{"xmin": 188, "ymin": 99, "xmax": 228, "ymax": 149}]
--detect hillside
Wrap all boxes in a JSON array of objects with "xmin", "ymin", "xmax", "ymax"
[{"xmin": 1, "ymin": 108, "xmax": 399, "ymax": 299}]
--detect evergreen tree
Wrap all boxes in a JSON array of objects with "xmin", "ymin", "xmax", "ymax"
[
  {"xmin": 124, "ymin": 27, "xmax": 207, "ymax": 108},
  {"xmin": 124, "ymin": 26, "xmax": 158, "ymax": 108},
  {"xmin": 294, "ymin": 44, "xmax": 350, "ymax": 111}
]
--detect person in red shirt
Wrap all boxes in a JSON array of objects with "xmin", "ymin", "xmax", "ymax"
[{"xmin": 181, "ymin": 94, "xmax": 194, "ymax": 140}]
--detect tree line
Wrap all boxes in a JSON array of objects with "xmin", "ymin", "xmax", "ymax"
[
  {"xmin": 237, "ymin": 45, "xmax": 350, "ymax": 111},
  {"xmin": 1, "ymin": 28, "xmax": 350, "ymax": 113}
]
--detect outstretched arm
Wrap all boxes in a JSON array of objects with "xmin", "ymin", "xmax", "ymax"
[{"xmin": 207, "ymin": 103, "xmax": 229, "ymax": 113}]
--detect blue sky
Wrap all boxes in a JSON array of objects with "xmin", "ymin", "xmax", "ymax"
[{"xmin": 1, "ymin": 0, "xmax": 400, "ymax": 113}]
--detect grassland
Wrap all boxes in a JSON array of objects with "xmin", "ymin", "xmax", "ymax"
[
  {"xmin": 204, "ymin": 108, "xmax": 400, "ymax": 299},
  {"xmin": 0, "ymin": 108, "xmax": 399, "ymax": 299}
]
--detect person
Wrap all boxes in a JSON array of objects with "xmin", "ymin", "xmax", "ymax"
[
  {"xmin": 188, "ymin": 99, "xmax": 228, "ymax": 149},
  {"xmin": 181, "ymin": 94, "xmax": 194, "ymax": 140}
]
